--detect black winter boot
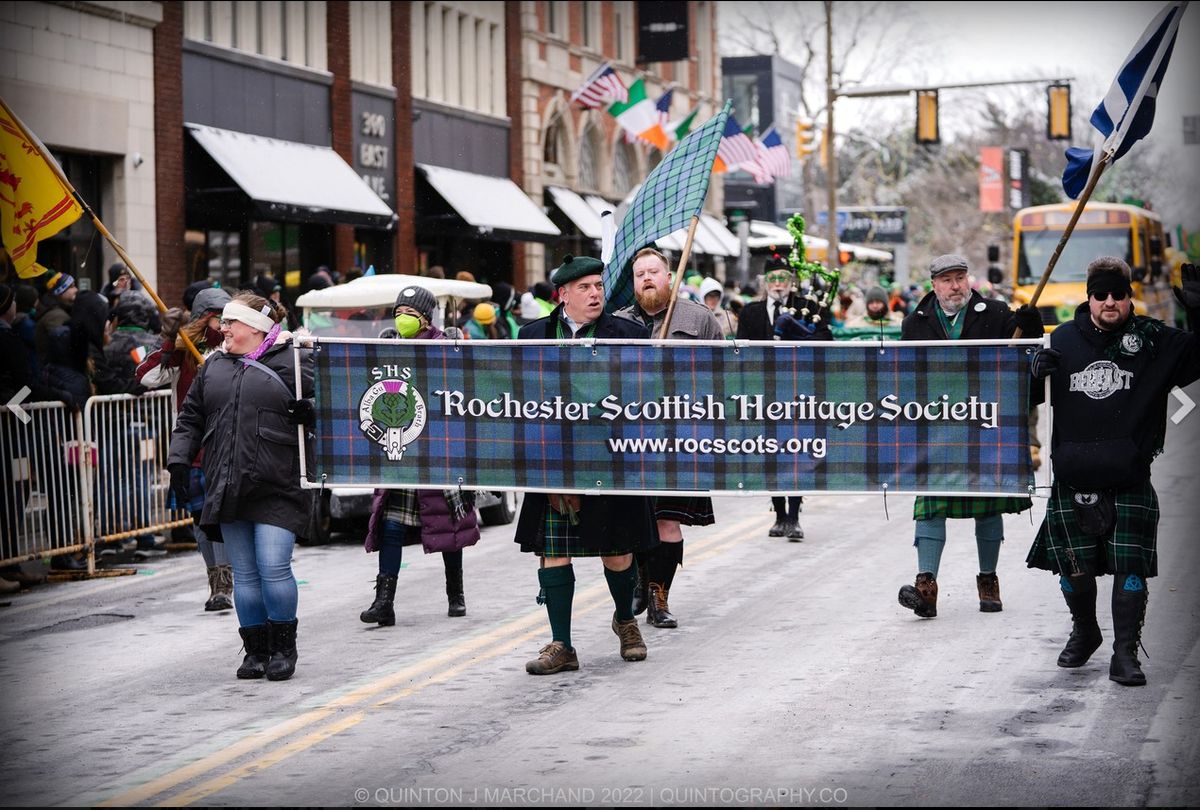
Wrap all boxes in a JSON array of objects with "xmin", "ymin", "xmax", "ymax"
[
  {"xmin": 1110, "ymin": 579, "xmax": 1148, "ymax": 686},
  {"xmin": 266, "ymin": 619, "xmax": 298, "ymax": 681},
  {"xmin": 236, "ymin": 625, "xmax": 269, "ymax": 679},
  {"xmin": 360, "ymin": 574, "xmax": 398, "ymax": 626},
  {"xmin": 632, "ymin": 556, "xmax": 648, "ymax": 616},
  {"xmin": 647, "ymin": 583, "xmax": 677, "ymax": 628},
  {"xmin": 1057, "ymin": 576, "xmax": 1103, "ymax": 668},
  {"xmin": 445, "ymin": 568, "xmax": 466, "ymax": 617}
]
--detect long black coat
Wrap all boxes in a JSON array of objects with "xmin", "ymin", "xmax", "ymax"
[
  {"xmin": 168, "ymin": 339, "xmax": 314, "ymax": 538},
  {"xmin": 901, "ymin": 290, "xmax": 1018, "ymax": 341},
  {"xmin": 736, "ymin": 293, "xmax": 833, "ymax": 341},
  {"xmin": 513, "ymin": 306, "xmax": 659, "ymax": 555}
]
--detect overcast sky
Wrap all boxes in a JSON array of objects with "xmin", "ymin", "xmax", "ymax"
[{"xmin": 719, "ymin": 1, "xmax": 1200, "ymax": 231}]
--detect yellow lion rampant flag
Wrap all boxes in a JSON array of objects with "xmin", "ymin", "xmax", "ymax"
[{"xmin": 0, "ymin": 97, "xmax": 84, "ymax": 278}]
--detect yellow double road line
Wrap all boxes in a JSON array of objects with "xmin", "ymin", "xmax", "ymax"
[{"xmin": 99, "ymin": 511, "xmax": 770, "ymax": 807}]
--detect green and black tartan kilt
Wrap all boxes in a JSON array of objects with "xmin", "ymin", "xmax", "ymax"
[
  {"xmin": 913, "ymin": 495, "xmax": 1032, "ymax": 521},
  {"xmin": 1026, "ymin": 480, "xmax": 1159, "ymax": 577},
  {"xmin": 538, "ymin": 506, "xmax": 644, "ymax": 558},
  {"xmin": 654, "ymin": 496, "xmax": 715, "ymax": 526}
]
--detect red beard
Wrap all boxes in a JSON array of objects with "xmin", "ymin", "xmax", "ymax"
[{"xmin": 635, "ymin": 283, "xmax": 671, "ymax": 314}]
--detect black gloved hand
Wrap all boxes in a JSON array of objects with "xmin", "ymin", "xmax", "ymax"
[
  {"xmin": 1173, "ymin": 263, "xmax": 1200, "ymax": 311},
  {"xmin": 159, "ymin": 307, "xmax": 187, "ymax": 341},
  {"xmin": 1030, "ymin": 347, "xmax": 1062, "ymax": 379},
  {"xmin": 168, "ymin": 463, "xmax": 191, "ymax": 506},
  {"xmin": 286, "ymin": 397, "xmax": 315, "ymax": 427},
  {"xmin": 1013, "ymin": 304, "xmax": 1045, "ymax": 337}
]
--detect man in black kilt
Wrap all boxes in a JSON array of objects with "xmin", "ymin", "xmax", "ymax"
[
  {"xmin": 514, "ymin": 255, "xmax": 659, "ymax": 675},
  {"xmin": 1027, "ymin": 258, "xmax": 1200, "ymax": 686},
  {"xmin": 736, "ymin": 253, "xmax": 832, "ymax": 539},
  {"xmin": 615, "ymin": 247, "xmax": 723, "ymax": 628}
]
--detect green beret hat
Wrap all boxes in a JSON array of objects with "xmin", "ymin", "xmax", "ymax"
[{"xmin": 550, "ymin": 254, "xmax": 604, "ymax": 287}]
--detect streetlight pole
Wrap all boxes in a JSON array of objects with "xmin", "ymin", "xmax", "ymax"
[{"xmin": 824, "ymin": 0, "xmax": 839, "ymax": 275}]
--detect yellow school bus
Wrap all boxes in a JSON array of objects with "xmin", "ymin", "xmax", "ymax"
[{"xmin": 1010, "ymin": 202, "xmax": 1173, "ymax": 328}]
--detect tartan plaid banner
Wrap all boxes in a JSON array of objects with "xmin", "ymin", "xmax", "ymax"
[
  {"xmin": 307, "ymin": 338, "xmax": 1035, "ymax": 495},
  {"xmin": 603, "ymin": 101, "xmax": 730, "ymax": 313}
]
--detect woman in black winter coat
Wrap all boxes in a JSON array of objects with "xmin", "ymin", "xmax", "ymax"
[{"xmin": 167, "ymin": 291, "xmax": 314, "ymax": 682}]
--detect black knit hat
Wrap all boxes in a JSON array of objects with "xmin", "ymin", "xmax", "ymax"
[{"xmin": 394, "ymin": 285, "xmax": 437, "ymax": 322}]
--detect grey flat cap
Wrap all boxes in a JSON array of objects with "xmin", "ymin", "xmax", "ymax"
[{"xmin": 929, "ymin": 253, "xmax": 969, "ymax": 277}]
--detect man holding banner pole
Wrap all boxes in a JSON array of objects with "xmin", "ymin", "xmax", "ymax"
[
  {"xmin": 514, "ymin": 254, "xmax": 659, "ymax": 675},
  {"xmin": 1026, "ymin": 259, "xmax": 1200, "ymax": 687},
  {"xmin": 614, "ymin": 247, "xmax": 723, "ymax": 629},
  {"xmin": 897, "ymin": 254, "xmax": 1044, "ymax": 619}
]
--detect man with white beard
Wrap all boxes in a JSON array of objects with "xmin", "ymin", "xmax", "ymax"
[
  {"xmin": 615, "ymin": 248, "xmax": 723, "ymax": 629},
  {"xmin": 896, "ymin": 253, "xmax": 1044, "ymax": 621}
]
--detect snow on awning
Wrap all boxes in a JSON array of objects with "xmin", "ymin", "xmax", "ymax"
[
  {"xmin": 547, "ymin": 186, "xmax": 603, "ymax": 239},
  {"xmin": 186, "ymin": 123, "xmax": 396, "ymax": 229},
  {"xmin": 418, "ymin": 164, "xmax": 559, "ymax": 240}
]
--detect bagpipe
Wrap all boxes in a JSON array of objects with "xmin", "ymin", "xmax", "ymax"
[
  {"xmin": 772, "ymin": 213, "xmax": 843, "ymax": 340},
  {"xmin": 768, "ymin": 212, "xmax": 844, "ymax": 338}
]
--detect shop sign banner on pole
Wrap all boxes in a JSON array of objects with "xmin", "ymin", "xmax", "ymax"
[{"xmin": 305, "ymin": 338, "xmax": 1036, "ymax": 496}]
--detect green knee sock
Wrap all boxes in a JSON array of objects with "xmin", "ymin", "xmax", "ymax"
[
  {"xmin": 604, "ymin": 562, "xmax": 637, "ymax": 622},
  {"xmin": 538, "ymin": 565, "xmax": 575, "ymax": 648}
]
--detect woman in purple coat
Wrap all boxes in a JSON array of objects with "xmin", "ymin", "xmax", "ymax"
[{"xmin": 360, "ymin": 285, "xmax": 481, "ymax": 625}]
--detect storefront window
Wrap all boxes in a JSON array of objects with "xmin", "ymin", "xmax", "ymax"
[
  {"xmin": 249, "ymin": 221, "xmax": 301, "ymax": 284},
  {"xmin": 205, "ymin": 230, "xmax": 242, "ymax": 289}
]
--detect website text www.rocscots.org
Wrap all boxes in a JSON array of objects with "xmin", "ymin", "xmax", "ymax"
[{"xmin": 608, "ymin": 434, "xmax": 827, "ymax": 458}]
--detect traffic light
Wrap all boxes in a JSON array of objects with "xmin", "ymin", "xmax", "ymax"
[
  {"xmin": 796, "ymin": 119, "xmax": 817, "ymax": 158},
  {"xmin": 1047, "ymin": 83, "xmax": 1071, "ymax": 140},
  {"xmin": 915, "ymin": 89, "xmax": 939, "ymax": 144}
]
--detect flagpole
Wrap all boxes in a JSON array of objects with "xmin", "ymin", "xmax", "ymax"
[
  {"xmin": 1013, "ymin": 152, "xmax": 1111, "ymax": 338},
  {"xmin": 0, "ymin": 99, "xmax": 204, "ymax": 364},
  {"xmin": 656, "ymin": 216, "xmax": 701, "ymax": 339}
]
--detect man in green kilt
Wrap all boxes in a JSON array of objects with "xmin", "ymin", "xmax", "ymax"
[
  {"xmin": 514, "ymin": 255, "xmax": 660, "ymax": 674},
  {"xmin": 1027, "ymin": 258, "xmax": 1200, "ymax": 686},
  {"xmin": 896, "ymin": 254, "xmax": 1044, "ymax": 618}
]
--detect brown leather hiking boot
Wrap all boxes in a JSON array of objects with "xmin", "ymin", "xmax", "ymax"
[
  {"xmin": 977, "ymin": 573, "xmax": 1003, "ymax": 612},
  {"xmin": 647, "ymin": 583, "xmax": 678, "ymax": 628},
  {"xmin": 612, "ymin": 614, "xmax": 647, "ymax": 661},
  {"xmin": 898, "ymin": 572, "xmax": 938, "ymax": 618},
  {"xmin": 525, "ymin": 641, "xmax": 580, "ymax": 675}
]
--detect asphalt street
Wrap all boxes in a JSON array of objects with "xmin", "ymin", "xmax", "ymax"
[{"xmin": 0, "ymin": 382, "xmax": 1197, "ymax": 807}]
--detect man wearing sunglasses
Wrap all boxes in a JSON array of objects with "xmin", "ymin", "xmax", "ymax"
[{"xmin": 1027, "ymin": 258, "xmax": 1200, "ymax": 687}]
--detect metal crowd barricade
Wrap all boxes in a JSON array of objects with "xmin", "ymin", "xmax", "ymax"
[
  {"xmin": 83, "ymin": 390, "xmax": 191, "ymax": 549},
  {"xmin": 1, "ymin": 400, "xmax": 88, "ymax": 566},
  {"xmin": 0, "ymin": 390, "xmax": 191, "ymax": 573}
]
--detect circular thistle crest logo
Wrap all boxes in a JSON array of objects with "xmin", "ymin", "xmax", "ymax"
[{"xmin": 359, "ymin": 375, "xmax": 427, "ymax": 461}]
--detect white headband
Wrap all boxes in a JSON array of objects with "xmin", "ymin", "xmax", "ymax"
[{"xmin": 221, "ymin": 301, "xmax": 275, "ymax": 333}]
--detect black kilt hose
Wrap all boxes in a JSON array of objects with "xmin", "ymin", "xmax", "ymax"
[{"xmin": 515, "ymin": 493, "xmax": 660, "ymax": 558}]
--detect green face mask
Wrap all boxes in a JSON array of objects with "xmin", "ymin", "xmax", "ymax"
[{"xmin": 394, "ymin": 314, "xmax": 423, "ymax": 338}]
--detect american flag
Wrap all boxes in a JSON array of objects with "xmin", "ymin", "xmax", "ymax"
[
  {"xmin": 571, "ymin": 63, "xmax": 628, "ymax": 109},
  {"xmin": 718, "ymin": 115, "xmax": 770, "ymax": 183},
  {"xmin": 656, "ymin": 88, "xmax": 673, "ymax": 129},
  {"xmin": 755, "ymin": 125, "xmax": 791, "ymax": 180}
]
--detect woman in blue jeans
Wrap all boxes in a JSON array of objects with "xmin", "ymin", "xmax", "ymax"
[{"xmin": 168, "ymin": 291, "xmax": 314, "ymax": 681}]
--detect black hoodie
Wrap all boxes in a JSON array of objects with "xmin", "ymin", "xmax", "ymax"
[{"xmin": 1037, "ymin": 303, "xmax": 1200, "ymax": 490}]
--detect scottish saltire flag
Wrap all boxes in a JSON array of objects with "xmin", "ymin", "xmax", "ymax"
[
  {"xmin": 602, "ymin": 102, "xmax": 731, "ymax": 312},
  {"xmin": 1062, "ymin": 1, "xmax": 1186, "ymax": 198},
  {"xmin": 609, "ymin": 79, "xmax": 670, "ymax": 150},
  {"xmin": 713, "ymin": 114, "xmax": 770, "ymax": 183},
  {"xmin": 0, "ymin": 98, "xmax": 84, "ymax": 277},
  {"xmin": 571, "ymin": 62, "xmax": 628, "ymax": 109},
  {"xmin": 756, "ymin": 125, "xmax": 792, "ymax": 180}
]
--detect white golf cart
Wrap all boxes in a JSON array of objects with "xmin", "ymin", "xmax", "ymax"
[{"xmin": 294, "ymin": 273, "xmax": 520, "ymax": 542}]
